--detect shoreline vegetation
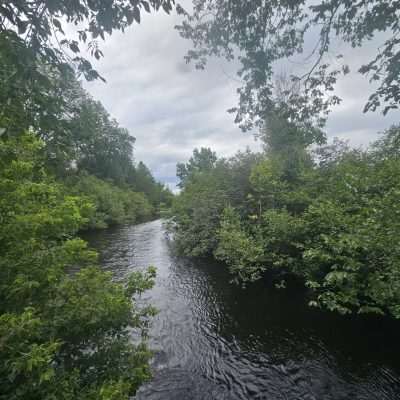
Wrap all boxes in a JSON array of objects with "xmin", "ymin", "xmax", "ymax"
[
  {"xmin": 170, "ymin": 124, "xmax": 400, "ymax": 320},
  {"xmin": 0, "ymin": 132, "xmax": 163, "ymax": 400},
  {"xmin": 1, "ymin": 0, "xmax": 400, "ymax": 399},
  {"xmin": 169, "ymin": 0, "xmax": 400, "ymax": 323},
  {"xmin": 0, "ymin": 2, "xmax": 173, "ymax": 398}
]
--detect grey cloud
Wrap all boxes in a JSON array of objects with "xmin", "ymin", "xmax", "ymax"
[{"xmin": 84, "ymin": 5, "xmax": 399, "ymax": 189}]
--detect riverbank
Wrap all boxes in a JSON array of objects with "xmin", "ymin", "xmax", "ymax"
[
  {"xmin": 171, "ymin": 127, "xmax": 400, "ymax": 319},
  {"xmin": 0, "ymin": 136, "xmax": 159, "ymax": 399}
]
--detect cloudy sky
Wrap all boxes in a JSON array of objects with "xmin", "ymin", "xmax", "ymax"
[{"xmin": 84, "ymin": 4, "xmax": 400, "ymax": 190}]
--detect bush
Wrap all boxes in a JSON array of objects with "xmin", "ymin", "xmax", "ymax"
[
  {"xmin": 66, "ymin": 173, "xmax": 154, "ymax": 229},
  {"xmin": 172, "ymin": 126, "xmax": 400, "ymax": 319},
  {"xmin": 0, "ymin": 134, "xmax": 156, "ymax": 399}
]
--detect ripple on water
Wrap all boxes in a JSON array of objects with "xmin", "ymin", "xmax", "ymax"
[{"xmin": 82, "ymin": 220, "xmax": 400, "ymax": 400}]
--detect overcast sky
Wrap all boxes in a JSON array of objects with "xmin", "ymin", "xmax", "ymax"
[{"xmin": 84, "ymin": 4, "xmax": 400, "ymax": 190}]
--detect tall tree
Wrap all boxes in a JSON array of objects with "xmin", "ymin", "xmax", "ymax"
[
  {"xmin": 70, "ymin": 93, "xmax": 136, "ymax": 184},
  {"xmin": 177, "ymin": 1, "xmax": 400, "ymax": 130},
  {"xmin": 0, "ymin": 0, "xmax": 176, "ymax": 142},
  {"xmin": 176, "ymin": 147, "xmax": 217, "ymax": 188}
]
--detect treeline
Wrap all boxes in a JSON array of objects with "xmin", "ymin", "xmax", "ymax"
[
  {"xmin": 2, "ymin": 34, "xmax": 172, "ymax": 227},
  {"xmin": 0, "ymin": 134, "xmax": 158, "ymax": 399},
  {"xmin": 61, "ymin": 92, "xmax": 173, "ymax": 228},
  {"xmin": 0, "ymin": 1, "xmax": 174, "ymax": 399},
  {"xmin": 171, "ymin": 120, "xmax": 400, "ymax": 319},
  {"xmin": 56, "ymin": 84, "xmax": 174, "ymax": 228}
]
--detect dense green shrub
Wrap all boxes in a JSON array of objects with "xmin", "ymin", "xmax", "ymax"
[
  {"xmin": 215, "ymin": 207, "xmax": 265, "ymax": 283},
  {"xmin": 66, "ymin": 173, "xmax": 154, "ymax": 229},
  {"xmin": 171, "ymin": 173, "xmax": 228, "ymax": 256},
  {"xmin": 0, "ymin": 134, "xmax": 156, "ymax": 399},
  {"xmin": 171, "ymin": 150, "xmax": 260, "ymax": 256},
  {"xmin": 301, "ymin": 138, "xmax": 400, "ymax": 317},
  {"xmin": 173, "ymin": 126, "xmax": 400, "ymax": 319}
]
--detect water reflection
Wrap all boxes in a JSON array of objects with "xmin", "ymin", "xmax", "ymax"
[{"xmin": 83, "ymin": 220, "xmax": 400, "ymax": 400}]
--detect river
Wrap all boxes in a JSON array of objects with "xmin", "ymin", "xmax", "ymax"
[{"xmin": 83, "ymin": 220, "xmax": 400, "ymax": 400}]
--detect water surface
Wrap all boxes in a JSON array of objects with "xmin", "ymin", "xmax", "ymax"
[{"xmin": 83, "ymin": 220, "xmax": 400, "ymax": 400}]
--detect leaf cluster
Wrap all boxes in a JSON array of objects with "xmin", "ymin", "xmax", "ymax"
[{"xmin": 0, "ymin": 134, "xmax": 157, "ymax": 399}]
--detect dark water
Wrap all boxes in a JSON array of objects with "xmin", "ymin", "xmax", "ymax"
[{"xmin": 83, "ymin": 220, "xmax": 400, "ymax": 400}]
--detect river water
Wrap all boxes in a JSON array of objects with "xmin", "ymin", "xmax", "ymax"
[{"xmin": 84, "ymin": 220, "xmax": 400, "ymax": 400}]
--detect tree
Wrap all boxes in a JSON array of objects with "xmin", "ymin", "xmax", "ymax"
[
  {"xmin": 172, "ymin": 170, "xmax": 229, "ymax": 256},
  {"xmin": 215, "ymin": 206, "xmax": 266, "ymax": 283},
  {"xmin": 0, "ymin": 2, "xmax": 172, "ymax": 397},
  {"xmin": 0, "ymin": 0, "xmax": 176, "ymax": 150},
  {"xmin": 0, "ymin": 31, "xmax": 77, "ymax": 142},
  {"xmin": 70, "ymin": 93, "xmax": 136, "ymax": 184},
  {"xmin": 171, "ymin": 148, "xmax": 260, "ymax": 256},
  {"xmin": 67, "ymin": 173, "xmax": 154, "ymax": 228},
  {"xmin": 171, "ymin": 122, "xmax": 400, "ymax": 318},
  {"xmin": 0, "ymin": 31, "xmax": 137, "ymax": 183},
  {"xmin": 301, "ymin": 134, "xmax": 400, "ymax": 317},
  {"xmin": 0, "ymin": 134, "xmax": 157, "ymax": 399},
  {"xmin": 177, "ymin": 0, "xmax": 400, "ymax": 130},
  {"xmin": 176, "ymin": 147, "xmax": 217, "ymax": 188},
  {"xmin": 0, "ymin": 0, "xmax": 175, "ymax": 81}
]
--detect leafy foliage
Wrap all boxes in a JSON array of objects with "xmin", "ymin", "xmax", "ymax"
[
  {"xmin": 171, "ymin": 148, "xmax": 260, "ymax": 256},
  {"xmin": 172, "ymin": 125, "xmax": 400, "ymax": 319},
  {"xmin": 66, "ymin": 173, "xmax": 154, "ymax": 229},
  {"xmin": 130, "ymin": 162, "xmax": 174, "ymax": 209},
  {"xmin": 0, "ymin": 0, "xmax": 173, "ymax": 217},
  {"xmin": 172, "ymin": 171, "xmax": 228, "ymax": 256},
  {"xmin": 0, "ymin": 0, "xmax": 175, "ymax": 82},
  {"xmin": 301, "ymin": 136, "xmax": 400, "ymax": 317},
  {"xmin": 0, "ymin": 34, "xmax": 171, "ymax": 223},
  {"xmin": 0, "ymin": 2, "xmax": 173, "ymax": 398},
  {"xmin": 176, "ymin": 147, "xmax": 217, "ymax": 188},
  {"xmin": 68, "ymin": 93, "xmax": 136, "ymax": 184},
  {"xmin": 0, "ymin": 134, "xmax": 157, "ymax": 399},
  {"xmin": 177, "ymin": 0, "xmax": 400, "ymax": 130},
  {"xmin": 215, "ymin": 207, "xmax": 265, "ymax": 283}
]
